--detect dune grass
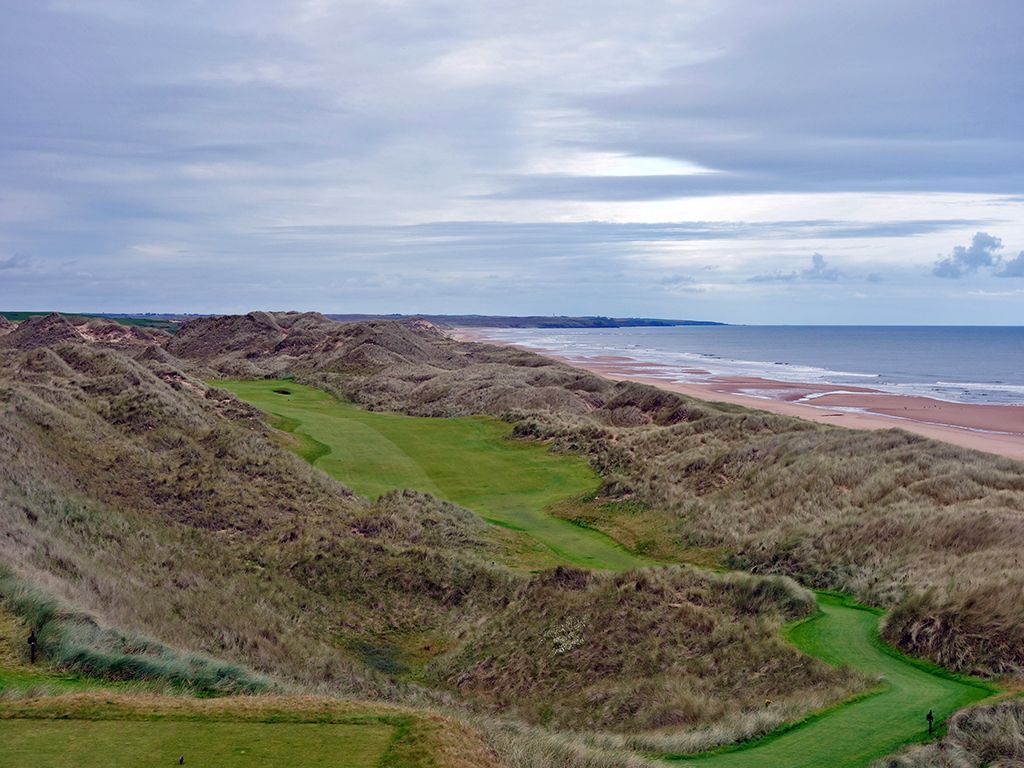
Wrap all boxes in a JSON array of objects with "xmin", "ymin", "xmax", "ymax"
[
  {"xmin": 219, "ymin": 379, "xmax": 646, "ymax": 571},
  {"xmin": 220, "ymin": 379, "xmax": 1002, "ymax": 766},
  {"xmin": 0, "ymin": 605, "xmax": 123, "ymax": 696},
  {"xmin": 0, "ymin": 719, "xmax": 395, "ymax": 768},
  {"xmin": 672, "ymin": 594, "xmax": 997, "ymax": 768}
]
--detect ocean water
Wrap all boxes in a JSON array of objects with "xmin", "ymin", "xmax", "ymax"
[{"xmin": 480, "ymin": 326, "xmax": 1024, "ymax": 405}]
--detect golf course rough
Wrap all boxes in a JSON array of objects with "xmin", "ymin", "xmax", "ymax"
[
  {"xmin": 219, "ymin": 378, "xmax": 647, "ymax": 571},
  {"xmin": 222, "ymin": 379, "xmax": 1000, "ymax": 768}
]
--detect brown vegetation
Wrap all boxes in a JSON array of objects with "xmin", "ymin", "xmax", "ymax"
[
  {"xmin": 6, "ymin": 309, "xmax": 1024, "ymax": 765},
  {"xmin": 169, "ymin": 311, "xmax": 1024, "ymax": 679},
  {"xmin": 877, "ymin": 699, "xmax": 1024, "ymax": 767},
  {"xmin": 430, "ymin": 567, "xmax": 847, "ymax": 732},
  {"xmin": 0, "ymin": 317, "xmax": 848, "ymax": 762},
  {"xmin": 161, "ymin": 311, "xmax": 1024, "ymax": 677}
]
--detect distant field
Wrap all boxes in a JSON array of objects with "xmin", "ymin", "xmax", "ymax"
[
  {"xmin": 0, "ymin": 719, "xmax": 394, "ymax": 768},
  {"xmin": 0, "ymin": 311, "xmax": 180, "ymax": 331},
  {"xmin": 219, "ymin": 379, "xmax": 646, "ymax": 570}
]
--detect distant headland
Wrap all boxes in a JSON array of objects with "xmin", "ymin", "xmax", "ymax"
[
  {"xmin": 1, "ymin": 311, "xmax": 725, "ymax": 331},
  {"xmin": 325, "ymin": 314, "xmax": 726, "ymax": 328}
]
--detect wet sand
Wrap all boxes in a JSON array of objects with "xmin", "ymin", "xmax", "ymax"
[{"xmin": 450, "ymin": 328, "xmax": 1024, "ymax": 462}]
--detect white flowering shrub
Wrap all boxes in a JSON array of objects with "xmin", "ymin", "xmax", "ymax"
[{"xmin": 545, "ymin": 616, "xmax": 587, "ymax": 655}]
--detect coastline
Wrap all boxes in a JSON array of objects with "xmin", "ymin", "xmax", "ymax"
[{"xmin": 450, "ymin": 328, "xmax": 1024, "ymax": 462}]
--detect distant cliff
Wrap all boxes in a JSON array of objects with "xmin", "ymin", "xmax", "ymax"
[{"xmin": 326, "ymin": 313, "xmax": 725, "ymax": 328}]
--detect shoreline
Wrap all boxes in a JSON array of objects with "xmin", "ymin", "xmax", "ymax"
[{"xmin": 449, "ymin": 328, "xmax": 1024, "ymax": 462}]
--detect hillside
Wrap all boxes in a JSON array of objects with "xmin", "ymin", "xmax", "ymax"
[
  {"xmin": 163, "ymin": 312, "xmax": 1024, "ymax": 680},
  {"xmin": 0, "ymin": 313, "xmax": 858, "ymax": 766},
  {"xmin": 3, "ymin": 310, "xmax": 1024, "ymax": 765},
  {"xmin": 0, "ymin": 312, "xmax": 170, "ymax": 352},
  {"xmin": 0, "ymin": 311, "xmax": 182, "ymax": 333}
]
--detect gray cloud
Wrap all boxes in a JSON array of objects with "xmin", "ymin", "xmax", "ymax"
[
  {"xmin": 490, "ymin": 1, "xmax": 1024, "ymax": 200},
  {"xmin": 0, "ymin": 2, "xmax": 1021, "ymax": 322},
  {"xmin": 750, "ymin": 253, "xmax": 841, "ymax": 283},
  {"xmin": 267, "ymin": 218, "xmax": 987, "ymax": 245},
  {"xmin": 803, "ymin": 253, "xmax": 841, "ymax": 281},
  {"xmin": 933, "ymin": 232, "xmax": 1003, "ymax": 278},
  {"xmin": 0, "ymin": 255, "xmax": 31, "ymax": 271},
  {"xmin": 997, "ymin": 252, "xmax": 1024, "ymax": 278}
]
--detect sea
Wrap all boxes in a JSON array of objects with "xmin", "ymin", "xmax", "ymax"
[{"xmin": 478, "ymin": 326, "xmax": 1024, "ymax": 406}]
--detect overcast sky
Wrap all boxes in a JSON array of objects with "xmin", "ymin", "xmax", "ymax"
[{"xmin": 1, "ymin": 1, "xmax": 1023, "ymax": 323}]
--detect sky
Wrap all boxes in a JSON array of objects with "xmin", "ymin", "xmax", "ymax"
[{"xmin": 1, "ymin": 1, "xmax": 1023, "ymax": 324}]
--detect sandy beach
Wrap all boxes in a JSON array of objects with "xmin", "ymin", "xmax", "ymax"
[{"xmin": 450, "ymin": 328, "xmax": 1024, "ymax": 462}]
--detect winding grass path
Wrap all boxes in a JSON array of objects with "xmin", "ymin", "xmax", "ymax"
[
  {"xmin": 222, "ymin": 379, "xmax": 1000, "ymax": 767},
  {"xmin": 673, "ymin": 593, "xmax": 996, "ymax": 768}
]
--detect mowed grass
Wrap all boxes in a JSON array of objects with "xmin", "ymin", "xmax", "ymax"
[
  {"xmin": 219, "ymin": 379, "xmax": 646, "ymax": 570},
  {"xmin": 673, "ymin": 594, "xmax": 997, "ymax": 768},
  {"xmin": 0, "ymin": 609, "xmax": 440, "ymax": 768},
  {"xmin": 0, "ymin": 719, "xmax": 394, "ymax": 768}
]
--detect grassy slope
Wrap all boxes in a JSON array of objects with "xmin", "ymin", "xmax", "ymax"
[
  {"xmin": 0, "ymin": 614, "xmax": 388, "ymax": 768},
  {"xmin": 219, "ymin": 379, "xmax": 646, "ymax": 571},
  {"xmin": 0, "ymin": 692, "xmax": 498, "ymax": 768},
  {"xmin": 224, "ymin": 378, "xmax": 1000, "ymax": 765},
  {"xmin": 0, "ymin": 606, "xmax": 128, "ymax": 695},
  {"xmin": 0, "ymin": 607, "xmax": 395, "ymax": 768},
  {"xmin": 0, "ymin": 613, "xmax": 494, "ymax": 768},
  {"xmin": 674, "ymin": 594, "xmax": 995, "ymax": 768}
]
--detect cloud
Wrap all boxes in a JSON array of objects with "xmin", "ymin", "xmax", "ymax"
[
  {"xmin": 803, "ymin": 253, "xmax": 841, "ymax": 281},
  {"xmin": 495, "ymin": 2, "xmax": 1024, "ymax": 200},
  {"xmin": 0, "ymin": 3, "xmax": 1022, "ymax": 322},
  {"xmin": 932, "ymin": 232, "xmax": 1003, "ymax": 278},
  {"xmin": 750, "ymin": 253, "xmax": 841, "ymax": 283},
  {"xmin": 996, "ymin": 251, "xmax": 1024, "ymax": 278},
  {"xmin": 267, "ymin": 218, "xmax": 986, "ymax": 245},
  {"xmin": 0, "ymin": 254, "xmax": 31, "ymax": 271}
]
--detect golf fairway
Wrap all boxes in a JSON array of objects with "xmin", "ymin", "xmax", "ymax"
[
  {"xmin": 673, "ymin": 594, "xmax": 995, "ymax": 767},
  {"xmin": 219, "ymin": 378, "xmax": 647, "ymax": 570},
  {"xmin": 223, "ymin": 379, "xmax": 999, "ymax": 767}
]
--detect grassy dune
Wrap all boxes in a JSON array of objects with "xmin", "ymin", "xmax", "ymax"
[
  {"xmin": 220, "ymin": 379, "xmax": 646, "ymax": 571},
  {"xmin": 3, "ymin": 312, "xmax": 1016, "ymax": 767},
  {"xmin": 223, "ymin": 378, "xmax": 1002, "ymax": 766}
]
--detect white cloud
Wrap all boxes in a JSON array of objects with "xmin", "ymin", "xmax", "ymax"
[{"xmin": 0, "ymin": 1, "xmax": 1020, "ymax": 322}]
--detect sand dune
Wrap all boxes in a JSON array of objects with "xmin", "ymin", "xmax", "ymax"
[{"xmin": 452, "ymin": 329, "xmax": 1024, "ymax": 463}]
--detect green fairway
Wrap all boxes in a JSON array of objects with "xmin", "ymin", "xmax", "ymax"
[
  {"xmin": 220, "ymin": 379, "xmax": 1000, "ymax": 766},
  {"xmin": 219, "ymin": 379, "xmax": 646, "ymax": 570},
  {"xmin": 672, "ymin": 593, "xmax": 996, "ymax": 768},
  {"xmin": 0, "ymin": 719, "xmax": 394, "ymax": 768}
]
